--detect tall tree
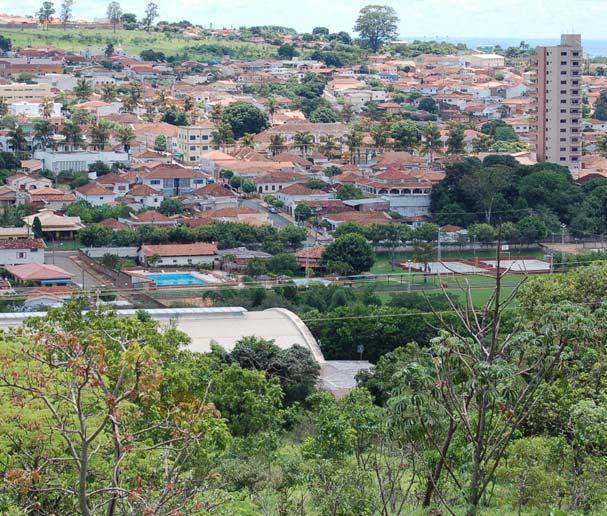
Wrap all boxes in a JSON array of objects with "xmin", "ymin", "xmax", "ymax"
[
  {"xmin": 37, "ymin": 1, "xmax": 56, "ymax": 29},
  {"xmin": 39, "ymin": 96, "xmax": 54, "ymax": 119},
  {"xmin": 116, "ymin": 124, "xmax": 135, "ymax": 152},
  {"xmin": 33, "ymin": 119, "xmax": 55, "ymax": 150},
  {"xmin": 100, "ymin": 82, "xmax": 117, "ymax": 102},
  {"xmin": 90, "ymin": 119, "xmax": 111, "ymax": 150},
  {"xmin": 353, "ymin": 4, "xmax": 399, "ymax": 52},
  {"xmin": 106, "ymin": 1, "xmax": 122, "ymax": 33},
  {"xmin": 142, "ymin": 1, "xmax": 158, "ymax": 31},
  {"xmin": 294, "ymin": 131, "xmax": 314, "ymax": 157},
  {"xmin": 8, "ymin": 126, "xmax": 28, "ymax": 152},
  {"xmin": 59, "ymin": 0, "xmax": 73, "ymax": 28},
  {"xmin": 269, "ymin": 134, "xmax": 286, "ymax": 156},
  {"xmin": 61, "ymin": 120, "xmax": 84, "ymax": 151},
  {"xmin": 421, "ymin": 122, "xmax": 443, "ymax": 161},
  {"xmin": 73, "ymin": 78, "xmax": 93, "ymax": 102},
  {"xmin": 446, "ymin": 122, "xmax": 466, "ymax": 154}
]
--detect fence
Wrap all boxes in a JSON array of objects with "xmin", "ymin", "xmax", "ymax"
[{"xmin": 80, "ymin": 247, "xmax": 139, "ymax": 259}]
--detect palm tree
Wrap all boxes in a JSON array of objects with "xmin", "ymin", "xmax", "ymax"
[
  {"xmin": 346, "ymin": 130, "xmax": 363, "ymax": 164},
  {"xmin": 266, "ymin": 96, "xmax": 278, "ymax": 124},
  {"xmin": 240, "ymin": 133, "xmax": 256, "ymax": 148},
  {"xmin": 294, "ymin": 131, "xmax": 314, "ymax": 157},
  {"xmin": 61, "ymin": 120, "xmax": 84, "ymax": 151},
  {"xmin": 182, "ymin": 95, "xmax": 196, "ymax": 114},
  {"xmin": 116, "ymin": 124, "xmax": 136, "ymax": 153},
  {"xmin": 39, "ymin": 97, "xmax": 54, "ymax": 119},
  {"xmin": 340, "ymin": 101, "xmax": 354, "ymax": 123},
  {"xmin": 413, "ymin": 241, "xmax": 435, "ymax": 282},
  {"xmin": 269, "ymin": 134, "xmax": 286, "ymax": 156},
  {"xmin": 90, "ymin": 119, "xmax": 111, "ymax": 150},
  {"xmin": 142, "ymin": 102, "xmax": 156, "ymax": 122},
  {"xmin": 100, "ymin": 83, "xmax": 117, "ymax": 102},
  {"xmin": 0, "ymin": 97, "xmax": 7, "ymax": 117},
  {"xmin": 154, "ymin": 89, "xmax": 170, "ymax": 108},
  {"xmin": 210, "ymin": 104, "xmax": 223, "ymax": 124},
  {"xmin": 211, "ymin": 122, "xmax": 234, "ymax": 151},
  {"xmin": 73, "ymin": 78, "xmax": 93, "ymax": 102},
  {"xmin": 421, "ymin": 123, "xmax": 444, "ymax": 162},
  {"xmin": 320, "ymin": 134, "xmax": 338, "ymax": 159},
  {"xmin": 33, "ymin": 119, "xmax": 55, "ymax": 150},
  {"xmin": 371, "ymin": 121, "xmax": 390, "ymax": 153},
  {"xmin": 8, "ymin": 126, "xmax": 28, "ymax": 153}
]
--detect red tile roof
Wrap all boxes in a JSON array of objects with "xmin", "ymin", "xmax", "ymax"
[
  {"xmin": 279, "ymin": 184, "xmax": 324, "ymax": 196},
  {"xmin": 0, "ymin": 238, "xmax": 45, "ymax": 250},
  {"xmin": 5, "ymin": 263, "xmax": 74, "ymax": 280},
  {"xmin": 99, "ymin": 218, "xmax": 128, "ymax": 230},
  {"xmin": 141, "ymin": 242, "xmax": 218, "ymax": 257},
  {"xmin": 127, "ymin": 184, "xmax": 162, "ymax": 196},
  {"xmin": 193, "ymin": 183, "xmax": 236, "ymax": 197},
  {"xmin": 76, "ymin": 183, "xmax": 114, "ymax": 196}
]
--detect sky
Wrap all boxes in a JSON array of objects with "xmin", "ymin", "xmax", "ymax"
[{"xmin": 1, "ymin": 0, "xmax": 607, "ymax": 40}]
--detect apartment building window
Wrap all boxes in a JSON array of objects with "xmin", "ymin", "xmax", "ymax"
[
  {"xmin": 572, "ymin": 90, "xmax": 579, "ymax": 95},
  {"xmin": 560, "ymin": 147, "xmax": 566, "ymax": 151},
  {"xmin": 561, "ymin": 71, "xmax": 567, "ymax": 75},
  {"xmin": 201, "ymin": 135, "xmax": 208, "ymax": 140},
  {"xmin": 560, "ymin": 138, "xmax": 567, "ymax": 142},
  {"xmin": 561, "ymin": 109, "xmax": 567, "ymax": 113},
  {"xmin": 572, "ymin": 147, "xmax": 579, "ymax": 152},
  {"xmin": 189, "ymin": 135, "xmax": 196, "ymax": 140},
  {"xmin": 572, "ymin": 80, "xmax": 579, "ymax": 85},
  {"xmin": 572, "ymin": 156, "xmax": 578, "ymax": 161},
  {"xmin": 560, "ymin": 119, "xmax": 566, "ymax": 123},
  {"xmin": 560, "ymin": 157, "xmax": 567, "ymax": 161},
  {"xmin": 561, "ymin": 80, "xmax": 567, "ymax": 84},
  {"xmin": 572, "ymin": 61, "xmax": 579, "ymax": 66},
  {"xmin": 190, "ymin": 146, "xmax": 196, "ymax": 150},
  {"xmin": 573, "ymin": 52, "xmax": 579, "ymax": 56},
  {"xmin": 560, "ymin": 61, "xmax": 567, "ymax": 65},
  {"xmin": 560, "ymin": 90, "xmax": 566, "ymax": 94},
  {"xmin": 560, "ymin": 129, "xmax": 566, "ymax": 133},
  {"xmin": 561, "ymin": 51, "xmax": 567, "ymax": 56}
]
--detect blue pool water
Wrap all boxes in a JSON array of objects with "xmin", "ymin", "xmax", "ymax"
[{"xmin": 148, "ymin": 273, "xmax": 205, "ymax": 286}]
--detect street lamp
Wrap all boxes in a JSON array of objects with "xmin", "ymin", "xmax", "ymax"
[{"xmin": 561, "ymin": 223, "xmax": 567, "ymax": 247}]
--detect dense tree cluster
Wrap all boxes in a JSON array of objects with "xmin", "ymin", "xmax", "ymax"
[{"xmin": 430, "ymin": 155, "xmax": 601, "ymax": 236}]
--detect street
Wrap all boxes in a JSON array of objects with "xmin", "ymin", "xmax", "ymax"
[{"xmin": 240, "ymin": 198, "xmax": 293, "ymax": 228}]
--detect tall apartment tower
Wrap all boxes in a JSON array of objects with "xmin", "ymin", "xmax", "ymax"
[{"xmin": 533, "ymin": 34, "xmax": 583, "ymax": 171}]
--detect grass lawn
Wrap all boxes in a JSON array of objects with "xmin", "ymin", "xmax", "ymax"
[{"xmin": 2, "ymin": 27, "xmax": 279, "ymax": 61}]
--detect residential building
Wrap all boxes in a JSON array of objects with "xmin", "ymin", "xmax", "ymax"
[
  {"xmin": 463, "ymin": 53, "xmax": 506, "ymax": 68},
  {"xmin": 6, "ymin": 173, "xmax": 52, "ymax": 192},
  {"xmin": 276, "ymin": 184, "xmax": 332, "ymax": 215},
  {"xmin": 176, "ymin": 123, "xmax": 214, "ymax": 164},
  {"xmin": 22, "ymin": 210, "xmax": 84, "ymax": 240},
  {"xmin": 0, "ymin": 82, "xmax": 52, "ymax": 102},
  {"xmin": 3, "ymin": 263, "xmax": 74, "ymax": 286},
  {"xmin": 124, "ymin": 184, "xmax": 164, "ymax": 208},
  {"xmin": 141, "ymin": 166, "xmax": 210, "ymax": 197},
  {"xmin": 532, "ymin": 34, "xmax": 583, "ymax": 170},
  {"xmin": 0, "ymin": 238, "xmax": 45, "ymax": 266},
  {"xmin": 27, "ymin": 187, "xmax": 76, "ymax": 210},
  {"xmin": 74, "ymin": 183, "xmax": 118, "ymax": 206},
  {"xmin": 138, "ymin": 243, "xmax": 218, "ymax": 267}
]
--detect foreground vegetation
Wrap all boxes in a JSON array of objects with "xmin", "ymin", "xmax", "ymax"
[{"xmin": 2, "ymin": 259, "xmax": 607, "ymax": 514}]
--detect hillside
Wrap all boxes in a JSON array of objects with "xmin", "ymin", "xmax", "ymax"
[{"xmin": 1, "ymin": 27, "xmax": 280, "ymax": 61}]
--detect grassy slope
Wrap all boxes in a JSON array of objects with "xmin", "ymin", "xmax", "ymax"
[{"xmin": 2, "ymin": 27, "xmax": 279, "ymax": 61}]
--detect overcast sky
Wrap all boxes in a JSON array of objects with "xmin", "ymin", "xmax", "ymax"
[{"xmin": 1, "ymin": 0, "xmax": 606, "ymax": 39}]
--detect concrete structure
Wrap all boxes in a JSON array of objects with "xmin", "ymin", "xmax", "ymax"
[
  {"xmin": 33, "ymin": 150, "xmax": 129, "ymax": 174},
  {"xmin": 176, "ymin": 124, "xmax": 214, "ymax": 164},
  {"xmin": 0, "ymin": 82, "xmax": 52, "ymax": 102},
  {"xmin": 532, "ymin": 35, "xmax": 583, "ymax": 170},
  {"xmin": 463, "ymin": 53, "xmax": 505, "ymax": 68},
  {"xmin": 0, "ymin": 307, "xmax": 371, "ymax": 396},
  {"xmin": 74, "ymin": 183, "xmax": 117, "ymax": 206}
]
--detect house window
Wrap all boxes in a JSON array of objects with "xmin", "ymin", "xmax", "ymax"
[
  {"xmin": 201, "ymin": 135, "xmax": 208, "ymax": 140},
  {"xmin": 189, "ymin": 135, "xmax": 196, "ymax": 140},
  {"xmin": 17, "ymin": 252, "xmax": 26, "ymax": 259},
  {"xmin": 99, "ymin": 197, "xmax": 104, "ymax": 200},
  {"xmin": 150, "ymin": 180, "xmax": 161, "ymax": 185}
]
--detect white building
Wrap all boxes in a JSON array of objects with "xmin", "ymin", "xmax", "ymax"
[
  {"xmin": 0, "ymin": 238, "xmax": 45, "ymax": 266},
  {"xmin": 33, "ymin": 150, "xmax": 129, "ymax": 174},
  {"xmin": 9, "ymin": 101, "xmax": 62, "ymax": 118},
  {"xmin": 138, "ymin": 243, "xmax": 218, "ymax": 267},
  {"xmin": 74, "ymin": 183, "xmax": 118, "ymax": 206}
]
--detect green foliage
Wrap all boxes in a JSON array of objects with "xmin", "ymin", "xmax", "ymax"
[
  {"xmin": 221, "ymin": 101, "xmax": 269, "ymax": 138},
  {"xmin": 158, "ymin": 198, "xmax": 184, "ymax": 215},
  {"xmin": 353, "ymin": 4, "xmax": 399, "ymax": 52},
  {"xmin": 322, "ymin": 233, "xmax": 374, "ymax": 274}
]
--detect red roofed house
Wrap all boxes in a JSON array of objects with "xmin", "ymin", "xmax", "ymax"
[
  {"xmin": 121, "ymin": 210, "xmax": 177, "ymax": 227},
  {"xmin": 189, "ymin": 182, "xmax": 239, "ymax": 211},
  {"xmin": 124, "ymin": 184, "xmax": 163, "ymax": 208},
  {"xmin": 4, "ymin": 263, "xmax": 74, "ymax": 285},
  {"xmin": 0, "ymin": 238, "xmax": 45, "ymax": 266},
  {"xmin": 138, "ymin": 243, "xmax": 218, "ymax": 267},
  {"xmin": 141, "ymin": 166, "xmax": 209, "ymax": 196},
  {"xmin": 27, "ymin": 187, "xmax": 76, "ymax": 210},
  {"xmin": 293, "ymin": 245, "xmax": 325, "ymax": 270},
  {"xmin": 75, "ymin": 183, "xmax": 118, "ymax": 206},
  {"xmin": 0, "ymin": 186, "xmax": 16, "ymax": 206}
]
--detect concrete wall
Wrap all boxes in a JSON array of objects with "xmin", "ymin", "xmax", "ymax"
[{"xmin": 81, "ymin": 247, "xmax": 138, "ymax": 258}]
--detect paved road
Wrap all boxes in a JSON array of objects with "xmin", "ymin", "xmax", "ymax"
[
  {"xmin": 45, "ymin": 250, "xmax": 107, "ymax": 289},
  {"xmin": 240, "ymin": 199, "xmax": 292, "ymax": 228}
]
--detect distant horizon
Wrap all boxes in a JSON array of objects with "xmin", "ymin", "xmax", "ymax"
[{"xmin": 1, "ymin": 0, "xmax": 607, "ymax": 40}]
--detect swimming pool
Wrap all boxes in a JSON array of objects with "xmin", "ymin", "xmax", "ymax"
[{"xmin": 147, "ymin": 273, "xmax": 206, "ymax": 286}]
